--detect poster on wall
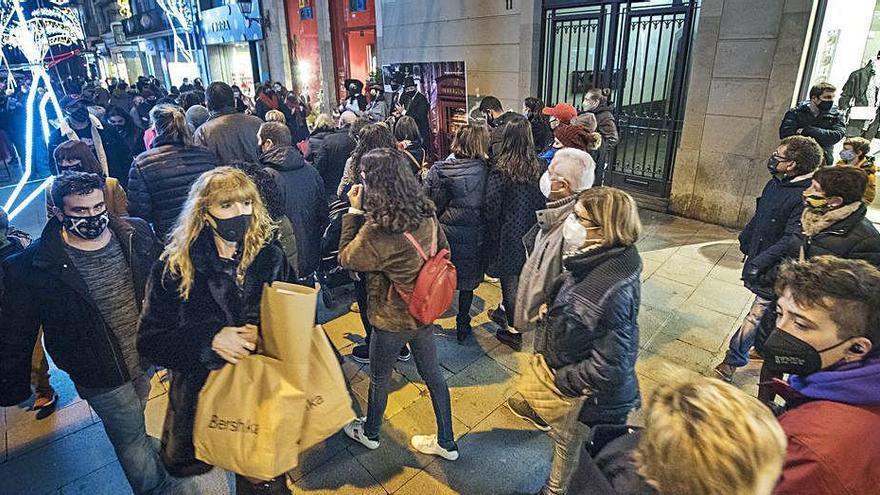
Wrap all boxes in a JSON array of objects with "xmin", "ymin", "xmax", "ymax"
[{"xmin": 381, "ymin": 61, "xmax": 467, "ymax": 162}]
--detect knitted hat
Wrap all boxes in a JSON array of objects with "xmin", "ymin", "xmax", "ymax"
[
  {"xmin": 554, "ymin": 123, "xmax": 591, "ymax": 150},
  {"xmin": 571, "ymin": 112, "xmax": 598, "ymax": 132},
  {"xmin": 542, "ymin": 102, "xmax": 577, "ymax": 124},
  {"xmin": 185, "ymin": 104, "xmax": 209, "ymax": 129}
]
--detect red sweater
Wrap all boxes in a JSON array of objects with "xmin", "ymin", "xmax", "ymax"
[{"xmin": 775, "ymin": 400, "xmax": 880, "ymax": 495}]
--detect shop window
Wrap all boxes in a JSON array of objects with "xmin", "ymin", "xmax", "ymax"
[{"xmin": 349, "ymin": 0, "xmax": 367, "ymax": 13}]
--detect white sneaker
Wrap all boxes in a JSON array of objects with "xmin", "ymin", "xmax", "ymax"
[
  {"xmin": 344, "ymin": 417, "xmax": 379, "ymax": 450},
  {"xmin": 410, "ymin": 434, "xmax": 459, "ymax": 461}
]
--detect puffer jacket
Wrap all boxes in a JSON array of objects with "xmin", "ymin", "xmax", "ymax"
[
  {"xmin": 338, "ymin": 213, "xmax": 450, "ymax": 331},
  {"xmin": 305, "ymin": 128, "xmax": 334, "ymax": 163},
  {"xmin": 127, "ymin": 135, "xmax": 218, "ymax": 240},
  {"xmin": 137, "ymin": 231, "xmax": 285, "ymax": 476},
  {"xmin": 538, "ymin": 245, "xmax": 642, "ymax": 424},
  {"xmin": 424, "ymin": 157, "xmax": 489, "ymax": 289},
  {"xmin": 739, "ymin": 172, "xmax": 813, "ymax": 298},
  {"xmin": 834, "ymin": 157, "xmax": 877, "ymax": 204},
  {"xmin": 314, "ymin": 126, "xmax": 356, "ymax": 198},
  {"xmin": 792, "ymin": 203, "xmax": 880, "ymax": 267},
  {"xmin": 260, "ymin": 145, "xmax": 329, "ymax": 277},
  {"xmin": 779, "ymin": 102, "xmax": 846, "ymax": 165}
]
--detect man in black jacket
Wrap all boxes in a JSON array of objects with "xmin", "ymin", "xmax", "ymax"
[
  {"xmin": 314, "ymin": 111, "xmax": 359, "ymax": 199},
  {"xmin": 258, "ymin": 122, "xmax": 329, "ymax": 280},
  {"xmin": 128, "ymin": 104, "xmax": 218, "ymax": 241},
  {"xmin": 480, "ymin": 95, "xmax": 524, "ymax": 158},
  {"xmin": 0, "ymin": 172, "xmax": 190, "ymax": 494},
  {"xmin": 715, "ymin": 136, "xmax": 822, "ymax": 382},
  {"xmin": 779, "ymin": 82, "xmax": 846, "ymax": 166}
]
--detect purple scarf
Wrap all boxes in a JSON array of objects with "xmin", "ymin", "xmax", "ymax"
[{"xmin": 789, "ymin": 355, "xmax": 880, "ymax": 406}]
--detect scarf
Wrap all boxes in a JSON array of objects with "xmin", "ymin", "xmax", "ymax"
[
  {"xmin": 258, "ymin": 93, "xmax": 279, "ymax": 110},
  {"xmin": 801, "ymin": 201, "xmax": 862, "ymax": 237}
]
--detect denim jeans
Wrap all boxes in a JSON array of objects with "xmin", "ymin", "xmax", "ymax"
[
  {"xmin": 364, "ymin": 327, "xmax": 456, "ymax": 450},
  {"xmin": 543, "ymin": 399, "xmax": 626, "ymax": 495},
  {"xmin": 86, "ymin": 374, "xmax": 218, "ymax": 495},
  {"xmin": 354, "ymin": 277, "xmax": 374, "ymax": 342},
  {"xmin": 723, "ymin": 295, "xmax": 773, "ymax": 367},
  {"xmin": 456, "ymin": 290, "xmax": 475, "ymax": 328}
]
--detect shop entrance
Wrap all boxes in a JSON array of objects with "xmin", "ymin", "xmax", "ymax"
[{"xmin": 541, "ymin": 0, "xmax": 697, "ymax": 199}]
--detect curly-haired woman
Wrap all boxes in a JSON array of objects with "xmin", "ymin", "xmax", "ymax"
[
  {"xmin": 339, "ymin": 148, "xmax": 459, "ymax": 461},
  {"xmin": 137, "ymin": 167, "xmax": 289, "ymax": 494}
]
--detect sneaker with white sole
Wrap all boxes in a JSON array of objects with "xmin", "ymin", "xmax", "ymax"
[
  {"xmin": 343, "ymin": 417, "xmax": 379, "ymax": 450},
  {"xmin": 410, "ymin": 434, "xmax": 459, "ymax": 461}
]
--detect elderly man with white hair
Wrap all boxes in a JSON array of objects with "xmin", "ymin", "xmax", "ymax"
[{"xmin": 513, "ymin": 148, "xmax": 596, "ymax": 334}]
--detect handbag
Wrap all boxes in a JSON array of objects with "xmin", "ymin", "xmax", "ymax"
[{"xmin": 517, "ymin": 353, "xmax": 577, "ymax": 423}]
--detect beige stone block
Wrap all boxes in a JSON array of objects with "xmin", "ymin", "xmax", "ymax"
[
  {"xmin": 701, "ymin": 0, "xmax": 724, "ymax": 16},
  {"xmin": 689, "ymin": 151, "xmax": 754, "ymax": 226},
  {"xmin": 657, "ymin": 304, "xmax": 739, "ymax": 353},
  {"xmin": 713, "ymin": 40, "xmax": 776, "ymax": 79},
  {"xmin": 699, "ymin": 115, "xmax": 761, "ymax": 157},
  {"xmin": 380, "ymin": 0, "xmax": 520, "ymax": 26},
  {"xmin": 670, "ymin": 147, "xmax": 701, "ymax": 214},
  {"xmin": 654, "ymin": 253, "xmax": 716, "ymax": 287},
  {"xmin": 644, "ymin": 332, "xmax": 718, "ymax": 372},
  {"xmin": 707, "ymin": 79, "xmax": 769, "ymax": 118},
  {"xmin": 679, "ymin": 113, "xmax": 706, "ymax": 150},
  {"xmin": 446, "ymin": 356, "xmax": 516, "ymax": 428},
  {"xmin": 382, "ymin": 17, "xmax": 521, "ymax": 49},
  {"xmin": 784, "ymin": 0, "xmax": 813, "ymax": 13},
  {"xmin": 684, "ymin": 16, "xmax": 720, "ymax": 115},
  {"xmin": 719, "ymin": 0, "xmax": 783, "ymax": 40},
  {"xmin": 686, "ymin": 277, "xmax": 755, "ymax": 318},
  {"xmin": 635, "ymin": 352, "xmax": 702, "ymax": 384},
  {"xmin": 675, "ymin": 240, "xmax": 735, "ymax": 264},
  {"xmin": 641, "ymin": 275, "xmax": 697, "ymax": 311}
]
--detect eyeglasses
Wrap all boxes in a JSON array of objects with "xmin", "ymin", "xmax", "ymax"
[{"xmin": 772, "ymin": 153, "xmax": 792, "ymax": 162}]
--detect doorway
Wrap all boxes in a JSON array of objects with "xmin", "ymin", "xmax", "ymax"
[{"xmin": 541, "ymin": 0, "xmax": 698, "ymax": 199}]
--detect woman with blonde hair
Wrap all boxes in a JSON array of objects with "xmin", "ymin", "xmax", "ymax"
[
  {"xmin": 568, "ymin": 374, "xmax": 787, "ymax": 495},
  {"xmin": 264, "ymin": 109, "xmax": 287, "ymax": 125},
  {"xmin": 425, "ymin": 123, "xmax": 491, "ymax": 341},
  {"xmin": 137, "ymin": 167, "xmax": 289, "ymax": 494},
  {"xmin": 49, "ymin": 140, "xmax": 128, "ymax": 217},
  {"xmin": 507, "ymin": 187, "xmax": 643, "ymax": 495}
]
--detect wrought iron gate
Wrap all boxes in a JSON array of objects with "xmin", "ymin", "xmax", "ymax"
[{"xmin": 541, "ymin": 0, "xmax": 698, "ymax": 199}]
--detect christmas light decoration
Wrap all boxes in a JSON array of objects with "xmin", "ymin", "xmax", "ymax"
[
  {"xmin": 117, "ymin": 0, "xmax": 131, "ymax": 19},
  {"xmin": 0, "ymin": 0, "xmax": 68, "ymax": 220},
  {"xmin": 157, "ymin": 0, "xmax": 194, "ymax": 64}
]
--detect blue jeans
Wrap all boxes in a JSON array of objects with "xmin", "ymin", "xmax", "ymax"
[
  {"xmin": 86, "ymin": 374, "xmax": 219, "ymax": 495},
  {"xmin": 723, "ymin": 295, "xmax": 773, "ymax": 367},
  {"xmin": 364, "ymin": 326, "xmax": 456, "ymax": 450}
]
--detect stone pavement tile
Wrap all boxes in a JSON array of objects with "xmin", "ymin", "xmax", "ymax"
[
  {"xmin": 393, "ymin": 470, "xmax": 458, "ymax": 495},
  {"xmin": 394, "ymin": 356, "xmax": 454, "ymax": 392},
  {"xmin": 486, "ymin": 339, "xmax": 529, "ymax": 376},
  {"xmin": 0, "ymin": 423, "xmax": 118, "ymax": 495},
  {"xmin": 143, "ymin": 392, "xmax": 169, "ymax": 439},
  {"xmin": 5, "ymin": 400, "xmax": 97, "ymax": 461},
  {"xmin": 640, "ymin": 275, "xmax": 696, "ymax": 311},
  {"xmin": 446, "ymin": 356, "xmax": 517, "ymax": 429},
  {"xmin": 640, "ymin": 257, "xmax": 663, "ymax": 281},
  {"xmin": 657, "ymin": 305, "xmax": 738, "ymax": 354},
  {"xmin": 341, "ymin": 359, "xmax": 369, "ymax": 385},
  {"xmin": 433, "ymin": 328, "xmax": 494, "ymax": 374},
  {"xmin": 653, "ymin": 253, "xmax": 715, "ymax": 287},
  {"xmin": 635, "ymin": 352, "xmax": 703, "ymax": 385},
  {"xmin": 685, "ymin": 277, "xmax": 754, "ymax": 318},
  {"xmin": 643, "ymin": 334, "xmax": 717, "ymax": 374},
  {"xmin": 288, "ymin": 431, "xmax": 350, "ymax": 482},
  {"xmin": 323, "ymin": 312, "xmax": 366, "ymax": 352},
  {"xmin": 293, "ymin": 449, "xmax": 388, "ymax": 494},
  {"xmin": 59, "ymin": 462, "xmax": 131, "ymax": 495},
  {"xmin": 637, "ymin": 305, "xmax": 675, "ymax": 350},
  {"xmin": 639, "ymin": 244, "xmax": 680, "ymax": 263},
  {"xmin": 350, "ymin": 396, "xmax": 467, "ymax": 493},
  {"xmin": 674, "ymin": 240, "xmax": 735, "ymax": 264},
  {"xmin": 707, "ymin": 257, "xmax": 745, "ymax": 285},
  {"xmin": 415, "ymin": 403, "xmax": 552, "ymax": 495},
  {"xmin": 350, "ymin": 369, "xmax": 425, "ymax": 421}
]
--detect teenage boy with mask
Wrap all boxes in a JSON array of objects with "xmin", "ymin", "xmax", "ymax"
[
  {"xmin": 762, "ymin": 256, "xmax": 880, "ymax": 495},
  {"xmin": 0, "ymin": 172, "xmax": 194, "ymax": 494},
  {"xmin": 714, "ymin": 136, "xmax": 821, "ymax": 382},
  {"xmin": 779, "ymin": 83, "xmax": 846, "ymax": 166},
  {"xmin": 479, "ymin": 95, "xmax": 520, "ymax": 158}
]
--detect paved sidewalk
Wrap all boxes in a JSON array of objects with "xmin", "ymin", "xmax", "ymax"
[{"xmin": 0, "ymin": 210, "xmax": 762, "ymax": 495}]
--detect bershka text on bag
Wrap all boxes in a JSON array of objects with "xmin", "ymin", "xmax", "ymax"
[{"xmin": 208, "ymin": 415, "xmax": 260, "ymax": 435}]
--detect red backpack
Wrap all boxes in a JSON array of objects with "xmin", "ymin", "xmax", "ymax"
[{"xmin": 393, "ymin": 219, "xmax": 457, "ymax": 324}]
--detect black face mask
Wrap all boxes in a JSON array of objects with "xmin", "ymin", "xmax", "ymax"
[
  {"xmin": 762, "ymin": 329, "xmax": 851, "ymax": 376},
  {"xmin": 209, "ymin": 213, "xmax": 251, "ymax": 244},
  {"xmin": 485, "ymin": 112, "xmax": 496, "ymax": 127},
  {"xmin": 62, "ymin": 211, "xmax": 109, "ymax": 240},
  {"xmin": 817, "ymin": 100, "xmax": 833, "ymax": 112},
  {"xmin": 68, "ymin": 107, "xmax": 90, "ymax": 125},
  {"xmin": 767, "ymin": 156, "xmax": 779, "ymax": 175}
]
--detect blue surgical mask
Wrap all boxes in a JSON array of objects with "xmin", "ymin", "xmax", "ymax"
[{"xmin": 840, "ymin": 150, "xmax": 857, "ymax": 163}]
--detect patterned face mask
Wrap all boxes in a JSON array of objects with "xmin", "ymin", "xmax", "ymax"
[{"xmin": 62, "ymin": 211, "xmax": 109, "ymax": 240}]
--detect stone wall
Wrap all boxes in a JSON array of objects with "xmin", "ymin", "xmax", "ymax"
[
  {"xmin": 669, "ymin": 0, "xmax": 813, "ymax": 227},
  {"xmin": 375, "ymin": 0, "xmax": 541, "ymax": 111}
]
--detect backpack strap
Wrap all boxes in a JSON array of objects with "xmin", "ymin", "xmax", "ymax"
[{"xmin": 402, "ymin": 218, "xmax": 437, "ymax": 260}]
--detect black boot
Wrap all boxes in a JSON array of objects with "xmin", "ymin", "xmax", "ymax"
[
  {"xmin": 236, "ymin": 474, "xmax": 292, "ymax": 495},
  {"xmin": 456, "ymin": 322, "xmax": 472, "ymax": 343}
]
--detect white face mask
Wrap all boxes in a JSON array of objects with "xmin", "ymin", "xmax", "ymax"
[
  {"xmin": 540, "ymin": 171, "xmax": 552, "ymax": 198},
  {"xmin": 562, "ymin": 213, "xmax": 588, "ymax": 254}
]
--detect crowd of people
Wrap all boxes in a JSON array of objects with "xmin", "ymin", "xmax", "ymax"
[{"xmin": 0, "ymin": 73, "xmax": 877, "ymax": 495}]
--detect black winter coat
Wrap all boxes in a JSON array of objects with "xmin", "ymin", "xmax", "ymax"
[
  {"xmin": 261, "ymin": 146, "xmax": 330, "ymax": 277},
  {"xmin": 791, "ymin": 204, "xmax": 880, "ymax": 267},
  {"xmin": 529, "ymin": 115, "xmax": 554, "ymax": 152},
  {"xmin": 127, "ymin": 135, "xmax": 218, "ymax": 240},
  {"xmin": 314, "ymin": 126, "xmax": 356, "ymax": 198},
  {"xmin": 539, "ymin": 245, "xmax": 642, "ymax": 424},
  {"xmin": 739, "ymin": 173, "xmax": 812, "ymax": 298},
  {"xmin": 488, "ymin": 111, "xmax": 524, "ymax": 158},
  {"xmin": 779, "ymin": 102, "xmax": 846, "ymax": 166},
  {"xmin": 425, "ymin": 157, "xmax": 489, "ymax": 289},
  {"xmin": 137, "ymin": 231, "xmax": 285, "ymax": 476},
  {"xmin": 569, "ymin": 428, "xmax": 658, "ymax": 495},
  {"xmin": 305, "ymin": 128, "xmax": 333, "ymax": 163},
  {"xmin": 0, "ymin": 217, "xmax": 160, "ymax": 405},
  {"xmin": 48, "ymin": 122, "xmax": 134, "ymax": 189},
  {"xmin": 483, "ymin": 167, "xmax": 546, "ymax": 277}
]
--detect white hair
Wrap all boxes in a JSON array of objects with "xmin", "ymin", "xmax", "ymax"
[{"xmin": 550, "ymin": 148, "xmax": 596, "ymax": 191}]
